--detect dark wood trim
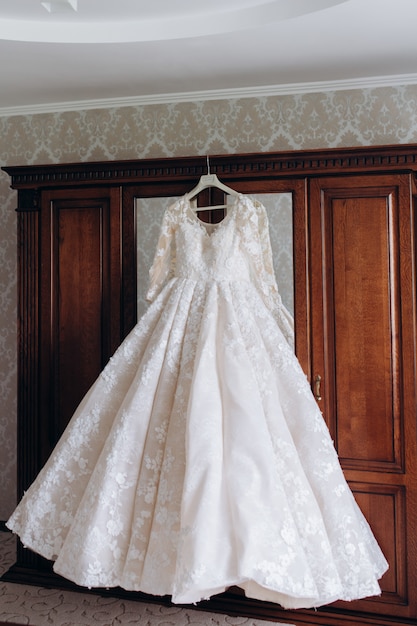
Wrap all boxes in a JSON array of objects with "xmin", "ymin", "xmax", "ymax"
[
  {"xmin": 16, "ymin": 202, "xmax": 41, "ymax": 493},
  {"xmin": 4, "ymin": 144, "xmax": 417, "ymax": 190}
]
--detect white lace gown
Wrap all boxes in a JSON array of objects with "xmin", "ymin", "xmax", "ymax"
[{"xmin": 7, "ymin": 194, "xmax": 388, "ymax": 609}]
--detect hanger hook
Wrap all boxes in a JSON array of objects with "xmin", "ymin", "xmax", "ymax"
[{"xmin": 206, "ymin": 155, "xmax": 210, "ymax": 175}]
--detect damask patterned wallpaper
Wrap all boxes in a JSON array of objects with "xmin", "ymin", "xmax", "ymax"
[{"xmin": 1, "ymin": 83, "xmax": 417, "ymax": 519}]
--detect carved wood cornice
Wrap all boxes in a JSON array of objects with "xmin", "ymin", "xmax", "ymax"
[{"xmin": 3, "ymin": 144, "xmax": 417, "ymax": 189}]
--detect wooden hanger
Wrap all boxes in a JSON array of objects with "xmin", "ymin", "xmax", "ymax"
[{"xmin": 186, "ymin": 156, "xmax": 239, "ymax": 211}]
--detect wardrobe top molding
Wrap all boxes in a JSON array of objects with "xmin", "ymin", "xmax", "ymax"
[{"xmin": 4, "ymin": 144, "xmax": 417, "ymax": 189}]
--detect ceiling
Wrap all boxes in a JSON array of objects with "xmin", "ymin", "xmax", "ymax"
[{"xmin": 1, "ymin": 0, "xmax": 417, "ymax": 115}]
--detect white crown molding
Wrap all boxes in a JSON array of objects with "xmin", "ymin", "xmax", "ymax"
[{"xmin": 1, "ymin": 73, "xmax": 417, "ymax": 118}]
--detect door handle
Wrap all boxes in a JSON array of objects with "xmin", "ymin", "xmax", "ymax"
[{"xmin": 314, "ymin": 374, "xmax": 322, "ymax": 401}]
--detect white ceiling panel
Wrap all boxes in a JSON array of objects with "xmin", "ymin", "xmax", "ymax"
[{"xmin": 0, "ymin": 0, "xmax": 416, "ymax": 114}]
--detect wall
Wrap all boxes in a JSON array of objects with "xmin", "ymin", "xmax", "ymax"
[{"xmin": 1, "ymin": 84, "xmax": 417, "ymax": 519}]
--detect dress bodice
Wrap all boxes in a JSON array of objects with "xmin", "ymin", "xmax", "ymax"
[
  {"xmin": 175, "ymin": 205, "xmax": 252, "ymax": 284},
  {"xmin": 146, "ymin": 194, "xmax": 294, "ymax": 347}
]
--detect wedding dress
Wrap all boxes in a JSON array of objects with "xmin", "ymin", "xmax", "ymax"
[{"xmin": 7, "ymin": 194, "xmax": 388, "ymax": 609}]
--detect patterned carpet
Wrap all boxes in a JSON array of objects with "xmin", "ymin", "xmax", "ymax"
[{"xmin": 0, "ymin": 531, "xmax": 293, "ymax": 626}]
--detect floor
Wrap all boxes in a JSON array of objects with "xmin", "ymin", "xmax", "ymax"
[{"xmin": 0, "ymin": 531, "xmax": 293, "ymax": 626}]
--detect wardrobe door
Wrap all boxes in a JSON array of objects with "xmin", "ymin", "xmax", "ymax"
[
  {"xmin": 14, "ymin": 186, "xmax": 125, "ymax": 578},
  {"xmin": 16, "ymin": 185, "xmax": 123, "ymax": 502},
  {"xmin": 37, "ymin": 187, "xmax": 123, "ymax": 463},
  {"xmin": 308, "ymin": 174, "xmax": 417, "ymax": 623}
]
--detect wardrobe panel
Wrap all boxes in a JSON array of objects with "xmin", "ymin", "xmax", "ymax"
[
  {"xmin": 330, "ymin": 192, "xmax": 398, "ymax": 468},
  {"xmin": 53, "ymin": 201, "xmax": 105, "ymax": 431},
  {"xmin": 135, "ymin": 196, "xmax": 180, "ymax": 319},
  {"xmin": 351, "ymin": 483, "xmax": 407, "ymax": 604},
  {"xmin": 310, "ymin": 180, "xmax": 403, "ymax": 473},
  {"xmin": 39, "ymin": 188, "xmax": 122, "ymax": 463}
]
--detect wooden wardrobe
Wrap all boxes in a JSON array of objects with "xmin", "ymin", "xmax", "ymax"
[{"xmin": 3, "ymin": 145, "xmax": 417, "ymax": 626}]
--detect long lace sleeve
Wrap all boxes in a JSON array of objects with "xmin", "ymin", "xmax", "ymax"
[
  {"xmin": 241, "ymin": 197, "xmax": 294, "ymax": 348},
  {"xmin": 146, "ymin": 205, "xmax": 176, "ymax": 303}
]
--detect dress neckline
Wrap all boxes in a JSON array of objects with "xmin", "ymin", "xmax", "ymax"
[{"xmin": 183, "ymin": 194, "xmax": 240, "ymax": 237}]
